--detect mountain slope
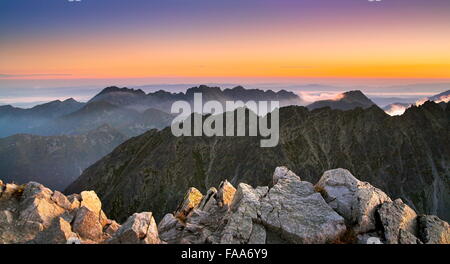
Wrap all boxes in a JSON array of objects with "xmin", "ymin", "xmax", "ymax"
[
  {"xmin": 307, "ymin": 90, "xmax": 376, "ymax": 111},
  {"xmin": 66, "ymin": 102, "xmax": 450, "ymax": 222},
  {"xmin": 0, "ymin": 98, "xmax": 85, "ymax": 138},
  {"xmin": 0, "ymin": 125, "xmax": 127, "ymax": 190}
]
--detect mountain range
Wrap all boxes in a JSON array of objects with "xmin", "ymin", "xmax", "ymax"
[{"xmin": 66, "ymin": 100, "xmax": 450, "ymax": 223}]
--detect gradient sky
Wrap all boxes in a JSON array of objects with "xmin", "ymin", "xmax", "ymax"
[{"xmin": 1, "ymin": 0, "xmax": 449, "ymax": 81}]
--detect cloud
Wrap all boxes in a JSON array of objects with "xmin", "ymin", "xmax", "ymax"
[{"xmin": 297, "ymin": 91, "xmax": 343, "ymax": 103}]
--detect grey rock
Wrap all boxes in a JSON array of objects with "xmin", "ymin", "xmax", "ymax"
[
  {"xmin": 259, "ymin": 175, "xmax": 346, "ymax": 244},
  {"xmin": 377, "ymin": 199, "xmax": 418, "ymax": 244},
  {"xmin": 108, "ymin": 212, "xmax": 160, "ymax": 244},
  {"xmin": 273, "ymin": 166, "xmax": 300, "ymax": 185},
  {"xmin": 315, "ymin": 168, "xmax": 391, "ymax": 234}
]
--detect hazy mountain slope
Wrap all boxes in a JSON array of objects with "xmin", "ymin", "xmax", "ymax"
[
  {"xmin": 34, "ymin": 101, "xmax": 175, "ymax": 137},
  {"xmin": 307, "ymin": 90, "xmax": 376, "ymax": 111},
  {"xmin": 0, "ymin": 98, "xmax": 85, "ymax": 138},
  {"xmin": 0, "ymin": 125, "xmax": 127, "ymax": 190},
  {"xmin": 66, "ymin": 102, "xmax": 450, "ymax": 222}
]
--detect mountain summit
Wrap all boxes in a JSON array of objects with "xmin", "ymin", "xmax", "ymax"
[{"xmin": 307, "ymin": 90, "xmax": 376, "ymax": 111}]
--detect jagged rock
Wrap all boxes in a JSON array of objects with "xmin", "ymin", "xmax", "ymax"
[
  {"xmin": 377, "ymin": 199, "xmax": 418, "ymax": 244},
  {"xmin": 216, "ymin": 181, "xmax": 236, "ymax": 207},
  {"xmin": 273, "ymin": 166, "xmax": 300, "ymax": 185},
  {"xmin": 72, "ymin": 206, "xmax": 103, "ymax": 241},
  {"xmin": 175, "ymin": 187, "xmax": 203, "ymax": 219},
  {"xmin": 259, "ymin": 174, "xmax": 346, "ymax": 244},
  {"xmin": 198, "ymin": 187, "xmax": 217, "ymax": 212},
  {"xmin": 19, "ymin": 183, "xmax": 65, "ymax": 228},
  {"xmin": 32, "ymin": 217, "xmax": 78, "ymax": 244},
  {"xmin": 80, "ymin": 191, "xmax": 102, "ymax": 214},
  {"xmin": 315, "ymin": 168, "xmax": 391, "ymax": 234},
  {"xmin": 418, "ymin": 215, "xmax": 450, "ymax": 244},
  {"xmin": 108, "ymin": 212, "xmax": 160, "ymax": 244}
]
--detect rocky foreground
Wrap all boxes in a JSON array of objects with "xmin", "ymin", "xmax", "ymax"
[{"xmin": 1, "ymin": 168, "xmax": 449, "ymax": 244}]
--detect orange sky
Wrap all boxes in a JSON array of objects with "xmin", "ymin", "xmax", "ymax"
[{"xmin": 1, "ymin": 0, "xmax": 449, "ymax": 80}]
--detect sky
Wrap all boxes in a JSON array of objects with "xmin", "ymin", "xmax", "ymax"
[{"xmin": 1, "ymin": 0, "xmax": 450, "ymax": 106}]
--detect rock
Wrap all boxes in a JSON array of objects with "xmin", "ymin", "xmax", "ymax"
[
  {"xmin": 51, "ymin": 191, "xmax": 72, "ymax": 211},
  {"xmin": 158, "ymin": 213, "xmax": 183, "ymax": 243},
  {"xmin": 315, "ymin": 168, "xmax": 391, "ymax": 234},
  {"xmin": 108, "ymin": 212, "xmax": 160, "ymax": 244},
  {"xmin": 418, "ymin": 215, "xmax": 450, "ymax": 244},
  {"xmin": 273, "ymin": 166, "xmax": 300, "ymax": 185},
  {"xmin": 175, "ymin": 187, "xmax": 203, "ymax": 219},
  {"xmin": 67, "ymin": 194, "xmax": 81, "ymax": 210},
  {"xmin": 216, "ymin": 181, "xmax": 236, "ymax": 207},
  {"xmin": 398, "ymin": 229, "xmax": 421, "ymax": 244},
  {"xmin": 377, "ymin": 199, "xmax": 418, "ymax": 244},
  {"xmin": 198, "ymin": 187, "xmax": 217, "ymax": 212},
  {"xmin": 72, "ymin": 206, "xmax": 103, "ymax": 241},
  {"xmin": 21, "ymin": 182, "xmax": 52, "ymax": 200},
  {"xmin": 220, "ymin": 184, "xmax": 269, "ymax": 244},
  {"xmin": 19, "ymin": 188, "xmax": 66, "ymax": 228},
  {"xmin": 248, "ymin": 223, "xmax": 266, "ymax": 244},
  {"xmin": 104, "ymin": 220, "xmax": 121, "ymax": 237},
  {"xmin": 80, "ymin": 191, "xmax": 102, "ymax": 214},
  {"xmin": 259, "ymin": 175, "xmax": 346, "ymax": 244},
  {"xmin": 32, "ymin": 217, "xmax": 78, "ymax": 244}
]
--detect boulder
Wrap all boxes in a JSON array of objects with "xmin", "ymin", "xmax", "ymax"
[
  {"xmin": 418, "ymin": 215, "xmax": 450, "ymax": 244},
  {"xmin": 19, "ymin": 186, "xmax": 65, "ymax": 228},
  {"xmin": 108, "ymin": 212, "xmax": 160, "ymax": 244},
  {"xmin": 377, "ymin": 199, "xmax": 418, "ymax": 244},
  {"xmin": 259, "ymin": 175, "xmax": 346, "ymax": 244},
  {"xmin": 315, "ymin": 168, "xmax": 391, "ymax": 233},
  {"xmin": 220, "ymin": 184, "xmax": 269, "ymax": 244},
  {"xmin": 80, "ymin": 191, "xmax": 102, "ymax": 214},
  {"xmin": 72, "ymin": 206, "xmax": 103, "ymax": 241}
]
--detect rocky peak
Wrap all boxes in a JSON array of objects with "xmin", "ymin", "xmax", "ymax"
[{"xmin": 1, "ymin": 167, "xmax": 449, "ymax": 244}]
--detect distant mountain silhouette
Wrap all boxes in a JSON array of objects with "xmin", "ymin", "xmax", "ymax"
[
  {"xmin": 0, "ymin": 98, "xmax": 85, "ymax": 137},
  {"xmin": 307, "ymin": 90, "xmax": 376, "ymax": 111}
]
